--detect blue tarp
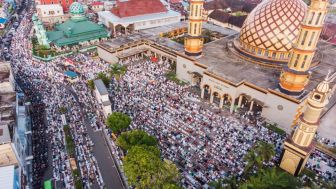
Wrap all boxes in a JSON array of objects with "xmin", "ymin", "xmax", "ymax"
[
  {"xmin": 64, "ymin": 71, "xmax": 78, "ymax": 78},
  {"xmin": 0, "ymin": 18, "xmax": 8, "ymax": 24}
]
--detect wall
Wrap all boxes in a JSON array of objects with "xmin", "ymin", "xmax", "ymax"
[
  {"xmin": 176, "ymin": 55, "xmax": 206, "ymax": 83},
  {"xmin": 97, "ymin": 46, "xmax": 119, "ymax": 63}
]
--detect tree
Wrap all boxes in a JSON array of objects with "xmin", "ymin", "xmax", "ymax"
[
  {"xmin": 106, "ymin": 112, "xmax": 131, "ymax": 134},
  {"xmin": 255, "ymin": 141, "xmax": 275, "ymax": 163},
  {"xmin": 243, "ymin": 150, "xmax": 263, "ymax": 175},
  {"xmin": 240, "ymin": 167, "xmax": 300, "ymax": 189},
  {"xmin": 153, "ymin": 160, "xmax": 181, "ymax": 188},
  {"xmin": 87, "ymin": 79, "xmax": 94, "ymax": 90},
  {"xmin": 243, "ymin": 141, "xmax": 275, "ymax": 175},
  {"xmin": 209, "ymin": 176, "xmax": 239, "ymax": 189},
  {"xmin": 110, "ymin": 64, "xmax": 127, "ymax": 80},
  {"xmin": 123, "ymin": 146, "xmax": 163, "ymax": 189},
  {"xmin": 97, "ymin": 72, "xmax": 110, "ymax": 87},
  {"xmin": 116, "ymin": 130, "xmax": 157, "ymax": 151}
]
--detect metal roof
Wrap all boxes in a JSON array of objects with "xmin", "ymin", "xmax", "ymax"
[{"xmin": 94, "ymin": 79, "xmax": 108, "ymax": 95}]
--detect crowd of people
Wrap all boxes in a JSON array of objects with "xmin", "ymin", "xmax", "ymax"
[
  {"xmin": 110, "ymin": 57, "xmax": 336, "ymax": 187},
  {"xmin": 9, "ymin": 11, "xmax": 106, "ymax": 188}
]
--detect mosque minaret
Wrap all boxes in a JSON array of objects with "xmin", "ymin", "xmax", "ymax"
[
  {"xmin": 184, "ymin": 0, "xmax": 204, "ymax": 56},
  {"xmin": 279, "ymin": 0, "xmax": 330, "ymax": 95},
  {"xmin": 280, "ymin": 72, "xmax": 335, "ymax": 175}
]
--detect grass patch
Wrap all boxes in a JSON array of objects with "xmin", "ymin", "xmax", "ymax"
[
  {"xmin": 64, "ymin": 125, "xmax": 76, "ymax": 158},
  {"xmin": 165, "ymin": 71, "xmax": 186, "ymax": 85},
  {"xmin": 73, "ymin": 169, "xmax": 83, "ymax": 189},
  {"xmin": 264, "ymin": 123, "xmax": 286, "ymax": 136}
]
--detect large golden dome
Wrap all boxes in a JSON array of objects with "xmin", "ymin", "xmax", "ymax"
[{"xmin": 236, "ymin": 0, "xmax": 307, "ymax": 67}]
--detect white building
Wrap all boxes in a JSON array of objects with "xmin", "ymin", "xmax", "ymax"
[
  {"xmin": 12, "ymin": 93, "xmax": 33, "ymax": 189},
  {"xmin": 0, "ymin": 165, "xmax": 19, "ymax": 189},
  {"xmin": 36, "ymin": 4, "xmax": 69, "ymax": 26},
  {"xmin": 98, "ymin": 0, "xmax": 180, "ymax": 36},
  {"xmin": 94, "ymin": 79, "xmax": 112, "ymax": 117}
]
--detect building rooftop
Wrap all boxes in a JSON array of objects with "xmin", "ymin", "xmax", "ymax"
[
  {"xmin": 94, "ymin": 79, "xmax": 108, "ymax": 95},
  {"xmin": 195, "ymin": 34, "xmax": 336, "ymax": 101},
  {"xmin": 111, "ymin": 0, "xmax": 167, "ymax": 18},
  {"xmin": 0, "ymin": 143, "xmax": 18, "ymax": 166}
]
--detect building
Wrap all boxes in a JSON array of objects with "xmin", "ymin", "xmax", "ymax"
[
  {"xmin": 0, "ymin": 124, "xmax": 18, "ymax": 167},
  {"xmin": 0, "ymin": 165, "xmax": 19, "ymax": 189},
  {"xmin": 97, "ymin": 0, "xmax": 335, "ymax": 135},
  {"xmin": 207, "ymin": 9, "xmax": 247, "ymax": 31},
  {"xmin": 36, "ymin": 0, "xmax": 73, "ymax": 12},
  {"xmin": 36, "ymin": 4, "xmax": 69, "ymax": 26},
  {"xmin": 12, "ymin": 93, "xmax": 33, "ymax": 189},
  {"xmin": 90, "ymin": 1, "xmax": 104, "ymax": 13},
  {"xmin": 98, "ymin": 0, "xmax": 181, "ymax": 36},
  {"xmin": 93, "ymin": 79, "xmax": 112, "ymax": 117},
  {"xmin": 0, "ymin": 62, "xmax": 16, "ymax": 124},
  {"xmin": 45, "ymin": 2, "xmax": 109, "ymax": 47},
  {"xmin": 280, "ymin": 72, "xmax": 335, "ymax": 175}
]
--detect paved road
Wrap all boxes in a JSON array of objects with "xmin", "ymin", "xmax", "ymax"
[{"xmin": 68, "ymin": 86, "xmax": 125, "ymax": 189}]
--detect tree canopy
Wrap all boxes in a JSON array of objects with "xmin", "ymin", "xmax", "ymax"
[
  {"xmin": 97, "ymin": 72, "xmax": 110, "ymax": 87},
  {"xmin": 241, "ymin": 167, "xmax": 300, "ymax": 189},
  {"xmin": 110, "ymin": 64, "xmax": 127, "ymax": 80},
  {"xmin": 119, "ymin": 131, "xmax": 181, "ymax": 188},
  {"xmin": 106, "ymin": 112, "xmax": 131, "ymax": 134},
  {"xmin": 116, "ymin": 130, "xmax": 158, "ymax": 151}
]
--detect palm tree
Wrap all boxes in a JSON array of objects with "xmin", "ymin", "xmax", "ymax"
[
  {"xmin": 209, "ymin": 176, "xmax": 239, "ymax": 189},
  {"xmin": 241, "ymin": 167, "xmax": 300, "ymax": 189},
  {"xmin": 110, "ymin": 64, "xmax": 127, "ymax": 80},
  {"xmin": 256, "ymin": 141, "xmax": 275, "ymax": 162},
  {"xmin": 243, "ymin": 150, "xmax": 263, "ymax": 175}
]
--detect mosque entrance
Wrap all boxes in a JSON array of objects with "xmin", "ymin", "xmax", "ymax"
[{"xmin": 191, "ymin": 72, "xmax": 202, "ymax": 87}]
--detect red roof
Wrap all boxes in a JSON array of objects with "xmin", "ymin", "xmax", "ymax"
[
  {"xmin": 91, "ymin": 1, "xmax": 104, "ymax": 6},
  {"xmin": 170, "ymin": 0, "xmax": 182, "ymax": 4},
  {"xmin": 111, "ymin": 0, "xmax": 168, "ymax": 18}
]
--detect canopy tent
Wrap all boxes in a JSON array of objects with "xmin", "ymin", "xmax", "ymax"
[
  {"xmin": 64, "ymin": 71, "xmax": 78, "ymax": 79},
  {"xmin": 43, "ymin": 180, "xmax": 52, "ymax": 189}
]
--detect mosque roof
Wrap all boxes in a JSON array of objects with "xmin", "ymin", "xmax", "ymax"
[
  {"xmin": 47, "ymin": 18, "xmax": 108, "ymax": 46},
  {"xmin": 70, "ymin": 2, "xmax": 84, "ymax": 15},
  {"xmin": 239, "ymin": 0, "xmax": 307, "ymax": 52},
  {"xmin": 111, "ymin": 0, "xmax": 167, "ymax": 18}
]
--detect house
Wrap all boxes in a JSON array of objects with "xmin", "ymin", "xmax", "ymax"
[
  {"xmin": 98, "ymin": 0, "xmax": 180, "ymax": 36},
  {"xmin": 90, "ymin": 1, "xmax": 104, "ymax": 12}
]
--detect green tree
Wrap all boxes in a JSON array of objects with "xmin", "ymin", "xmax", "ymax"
[
  {"xmin": 106, "ymin": 112, "xmax": 131, "ymax": 134},
  {"xmin": 123, "ymin": 146, "xmax": 163, "ymax": 188},
  {"xmin": 110, "ymin": 64, "xmax": 127, "ymax": 80},
  {"xmin": 209, "ymin": 176, "xmax": 239, "ymax": 189},
  {"xmin": 243, "ymin": 150, "xmax": 263, "ymax": 175},
  {"xmin": 240, "ymin": 167, "xmax": 300, "ymax": 189},
  {"xmin": 255, "ymin": 141, "xmax": 275, "ymax": 163},
  {"xmin": 116, "ymin": 130, "xmax": 157, "ymax": 151},
  {"xmin": 153, "ymin": 160, "xmax": 181, "ymax": 188},
  {"xmin": 87, "ymin": 79, "xmax": 94, "ymax": 90},
  {"xmin": 97, "ymin": 72, "xmax": 110, "ymax": 87}
]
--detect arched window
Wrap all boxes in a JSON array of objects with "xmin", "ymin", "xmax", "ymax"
[
  {"xmin": 308, "ymin": 12, "xmax": 315, "ymax": 24},
  {"xmin": 301, "ymin": 31, "xmax": 308, "ymax": 45},
  {"xmin": 194, "ymin": 23, "xmax": 197, "ymax": 35},
  {"xmin": 315, "ymin": 12, "xmax": 322, "ymax": 25},
  {"xmin": 301, "ymin": 55, "xmax": 308, "ymax": 69},
  {"xmin": 308, "ymin": 32, "xmax": 315, "ymax": 46},
  {"xmin": 294, "ymin": 54, "xmax": 300, "ymax": 67}
]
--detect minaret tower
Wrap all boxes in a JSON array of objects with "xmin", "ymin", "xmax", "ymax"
[
  {"xmin": 280, "ymin": 72, "xmax": 335, "ymax": 176},
  {"xmin": 279, "ymin": 0, "xmax": 329, "ymax": 95},
  {"xmin": 184, "ymin": 0, "xmax": 204, "ymax": 56}
]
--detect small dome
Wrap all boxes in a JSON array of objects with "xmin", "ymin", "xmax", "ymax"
[
  {"xmin": 238, "ymin": 0, "xmax": 307, "ymax": 64},
  {"xmin": 70, "ymin": 2, "xmax": 84, "ymax": 15},
  {"xmin": 316, "ymin": 81, "xmax": 330, "ymax": 93}
]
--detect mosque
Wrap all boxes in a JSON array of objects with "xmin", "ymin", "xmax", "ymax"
[
  {"xmin": 33, "ymin": 2, "xmax": 108, "ymax": 47},
  {"xmin": 97, "ymin": 0, "xmax": 335, "ymax": 134}
]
